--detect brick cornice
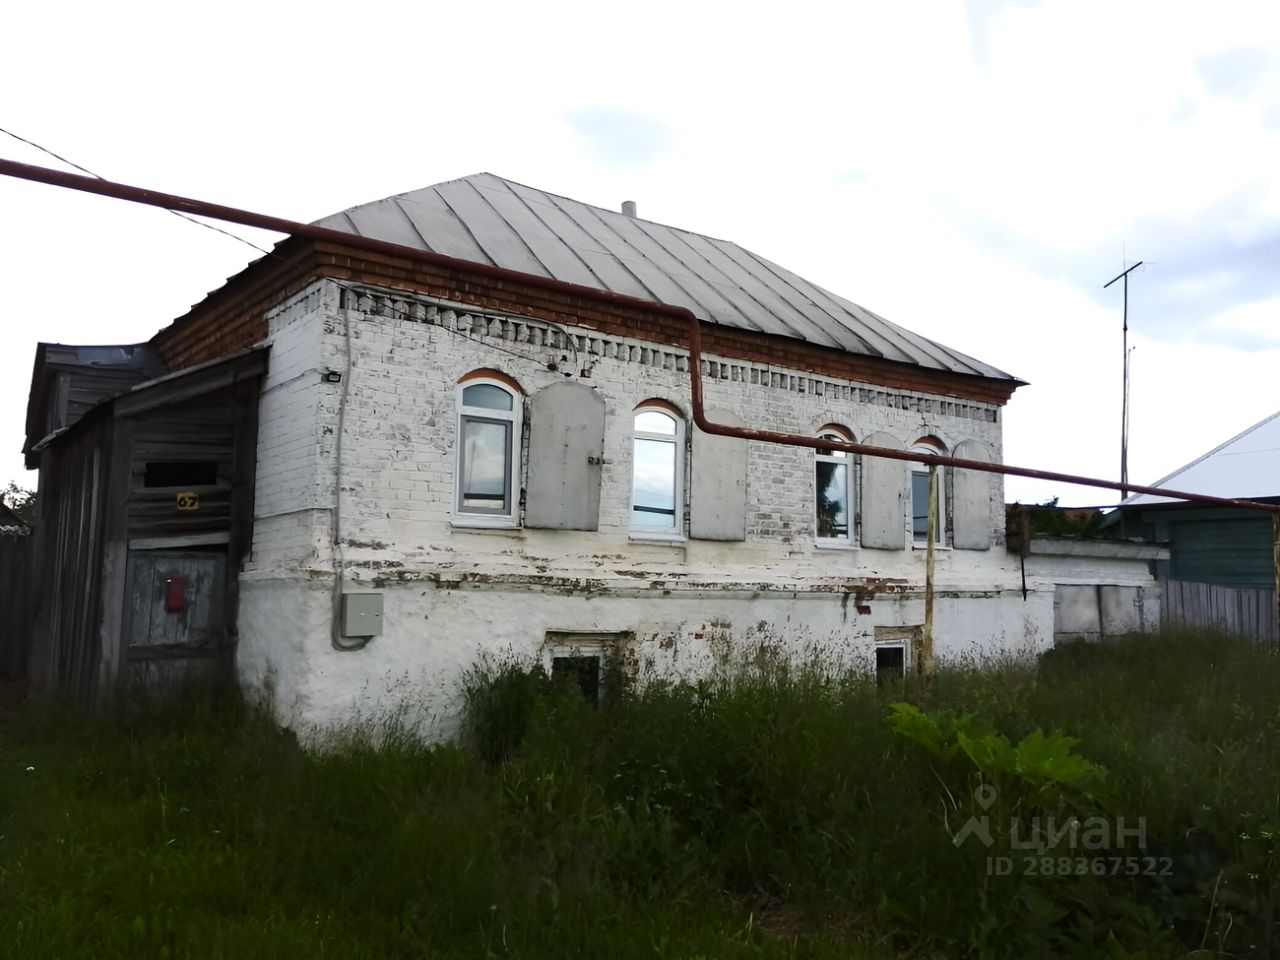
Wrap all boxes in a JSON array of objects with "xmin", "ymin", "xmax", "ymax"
[
  {"xmin": 151, "ymin": 238, "xmax": 1021, "ymax": 406},
  {"xmin": 149, "ymin": 238, "xmax": 316, "ymax": 371}
]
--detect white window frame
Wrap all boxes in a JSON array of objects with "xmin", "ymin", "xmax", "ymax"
[
  {"xmin": 814, "ymin": 427, "xmax": 856, "ymax": 549},
  {"xmin": 908, "ymin": 444, "xmax": 946, "ymax": 548},
  {"xmin": 453, "ymin": 376, "xmax": 522, "ymax": 529},
  {"xmin": 629, "ymin": 403, "xmax": 686, "ymax": 541},
  {"xmin": 873, "ymin": 625, "xmax": 918, "ymax": 681}
]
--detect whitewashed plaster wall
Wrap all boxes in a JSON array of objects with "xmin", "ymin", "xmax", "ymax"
[{"xmin": 236, "ymin": 281, "xmax": 1146, "ymax": 737}]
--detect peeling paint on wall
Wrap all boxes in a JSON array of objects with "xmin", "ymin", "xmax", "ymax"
[{"xmin": 236, "ymin": 281, "xmax": 1158, "ymax": 737}]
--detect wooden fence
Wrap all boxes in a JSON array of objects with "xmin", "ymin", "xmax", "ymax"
[
  {"xmin": 1161, "ymin": 579, "xmax": 1278, "ymax": 645},
  {"xmin": 0, "ymin": 535, "xmax": 34, "ymax": 679}
]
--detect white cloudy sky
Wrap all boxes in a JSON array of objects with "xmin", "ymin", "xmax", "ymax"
[{"xmin": 2, "ymin": 0, "xmax": 1278, "ymax": 506}]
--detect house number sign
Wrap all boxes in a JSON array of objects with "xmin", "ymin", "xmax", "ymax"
[{"xmin": 176, "ymin": 491, "xmax": 200, "ymax": 512}]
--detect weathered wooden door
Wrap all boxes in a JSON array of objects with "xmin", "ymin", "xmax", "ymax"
[{"xmin": 122, "ymin": 549, "xmax": 229, "ymax": 692}]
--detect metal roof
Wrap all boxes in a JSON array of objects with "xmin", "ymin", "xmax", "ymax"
[
  {"xmin": 1122, "ymin": 409, "xmax": 1280, "ymax": 506},
  {"xmin": 23, "ymin": 343, "xmax": 165, "ymax": 467},
  {"xmin": 23, "ymin": 347, "xmax": 269, "ymax": 468},
  {"xmin": 314, "ymin": 173, "xmax": 1017, "ymax": 382}
]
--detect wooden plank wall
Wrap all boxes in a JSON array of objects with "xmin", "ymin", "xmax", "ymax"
[
  {"xmin": 128, "ymin": 396, "xmax": 236, "ymax": 538},
  {"xmin": 27, "ymin": 418, "xmax": 114, "ymax": 705},
  {"xmin": 1161, "ymin": 579, "xmax": 1279, "ymax": 645},
  {"xmin": 27, "ymin": 360, "xmax": 264, "ymax": 708},
  {"xmin": 117, "ymin": 384, "xmax": 258, "ymax": 700},
  {"xmin": 1166, "ymin": 516, "xmax": 1275, "ymax": 588},
  {"xmin": 0, "ymin": 535, "xmax": 34, "ymax": 679}
]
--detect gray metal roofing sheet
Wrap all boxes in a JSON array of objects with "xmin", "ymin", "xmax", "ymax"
[
  {"xmin": 341, "ymin": 200, "xmax": 425, "ymax": 251},
  {"xmin": 313, "ymin": 173, "xmax": 1016, "ymax": 381},
  {"xmin": 1121, "ymin": 409, "xmax": 1280, "ymax": 506}
]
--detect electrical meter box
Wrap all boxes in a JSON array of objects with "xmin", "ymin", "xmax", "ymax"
[{"xmin": 341, "ymin": 592, "xmax": 384, "ymax": 637}]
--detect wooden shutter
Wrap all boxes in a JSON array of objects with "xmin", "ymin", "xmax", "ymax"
[
  {"xmin": 952, "ymin": 439, "xmax": 992, "ymax": 550},
  {"xmin": 525, "ymin": 382, "xmax": 605, "ymax": 530},
  {"xmin": 690, "ymin": 409, "xmax": 747, "ymax": 541},
  {"xmin": 860, "ymin": 431, "xmax": 906, "ymax": 549}
]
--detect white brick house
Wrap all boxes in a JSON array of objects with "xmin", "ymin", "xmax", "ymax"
[
  {"xmin": 221, "ymin": 174, "xmax": 1046, "ymax": 736},
  {"xmin": 24, "ymin": 173, "xmax": 1162, "ymax": 727}
]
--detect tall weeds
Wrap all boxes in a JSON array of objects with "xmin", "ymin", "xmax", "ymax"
[{"xmin": 2, "ymin": 632, "xmax": 1277, "ymax": 958}]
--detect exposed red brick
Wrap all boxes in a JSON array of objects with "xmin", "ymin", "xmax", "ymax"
[{"xmin": 150, "ymin": 238, "xmax": 1019, "ymax": 406}]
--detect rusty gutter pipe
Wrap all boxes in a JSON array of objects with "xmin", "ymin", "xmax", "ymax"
[
  {"xmin": 0, "ymin": 157, "xmax": 720, "ymax": 323},
  {"xmin": 4, "ymin": 156, "xmax": 1280, "ymax": 518},
  {"xmin": 685, "ymin": 297, "xmax": 1280, "ymax": 514}
]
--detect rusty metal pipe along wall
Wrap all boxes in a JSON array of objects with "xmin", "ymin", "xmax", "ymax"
[{"xmin": 3, "ymin": 157, "xmax": 1279, "ymax": 516}]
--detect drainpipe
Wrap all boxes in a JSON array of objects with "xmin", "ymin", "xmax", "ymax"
[
  {"xmin": 1274, "ymin": 515, "xmax": 1280, "ymax": 648},
  {"xmin": 679, "ymin": 292, "xmax": 1280, "ymax": 513}
]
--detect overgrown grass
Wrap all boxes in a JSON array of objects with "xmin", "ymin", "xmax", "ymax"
[{"xmin": 2, "ymin": 631, "xmax": 1278, "ymax": 958}]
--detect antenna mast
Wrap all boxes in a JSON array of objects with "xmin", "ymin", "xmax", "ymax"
[{"xmin": 1103, "ymin": 261, "xmax": 1143, "ymax": 499}]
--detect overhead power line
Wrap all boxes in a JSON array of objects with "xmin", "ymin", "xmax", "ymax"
[
  {"xmin": 0, "ymin": 125, "xmax": 272, "ymax": 256},
  {"xmin": 0, "ymin": 129, "xmax": 580, "ymax": 373}
]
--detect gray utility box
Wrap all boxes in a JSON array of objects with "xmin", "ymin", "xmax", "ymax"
[{"xmin": 341, "ymin": 592, "xmax": 384, "ymax": 637}]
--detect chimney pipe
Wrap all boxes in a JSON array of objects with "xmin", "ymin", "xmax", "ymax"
[{"xmin": 621, "ymin": 200, "xmax": 637, "ymax": 218}]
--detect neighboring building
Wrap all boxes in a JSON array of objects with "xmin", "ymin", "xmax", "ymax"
[
  {"xmin": 23, "ymin": 174, "xmax": 1162, "ymax": 731},
  {"xmin": 0, "ymin": 501, "xmax": 33, "ymax": 680},
  {"xmin": 1007, "ymin": 504, "xmax": 1168, "ymax": 644},
  {"xmin": 1106, "ymin": 410, "xmax": 1280, "ymax": 588},
  {"xmin": 23, "ymin": 346, "xmax": 264, "ymax": 703},
  {"xmin": 0, "ymin": 502, "xmax": 28, "ymax": 538}
]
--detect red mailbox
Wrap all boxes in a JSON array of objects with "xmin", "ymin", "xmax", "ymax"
[{"xmin": 164, "ymin": 576, "xmax": 187, "ymax": 613}]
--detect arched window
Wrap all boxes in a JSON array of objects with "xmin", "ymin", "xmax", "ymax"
[
  {"xmin": 631, "ymin": 403, "xmax": 685, "ymax": 535},
  {"xmin": 455, "ymin": 373, "xmax": 521, "ymax": 525},
  {"xmin": 909, "ymin": 438, "xmax": 946, "ymax": 546},
  {"xmin": 815, "ymin": 426, "xmax": 854, "ymax": 544}
]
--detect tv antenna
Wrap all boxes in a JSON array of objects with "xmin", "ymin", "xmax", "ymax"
[{"xmin": 1104, "ymin": 260, "xmax": 1143, "ymax": 499}]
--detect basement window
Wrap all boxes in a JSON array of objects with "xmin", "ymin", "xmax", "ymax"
[
  {"xmin": 543, "ymin": 632, "xmax": 629, "ymax": 705},
  {"xmin": 873, "ymin": 625, "xmax": 919, "ymax": 685},
  {"xmin": 875, "ymin": 644, "xmax": 906, "ymax": 685},
  {"xmin": 143, "ymin": 461, "xmax": 219, "ymax": 488},
  {"xmin": 551, "ymin": 655, "xmax": 602, "ymax": 706}
]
